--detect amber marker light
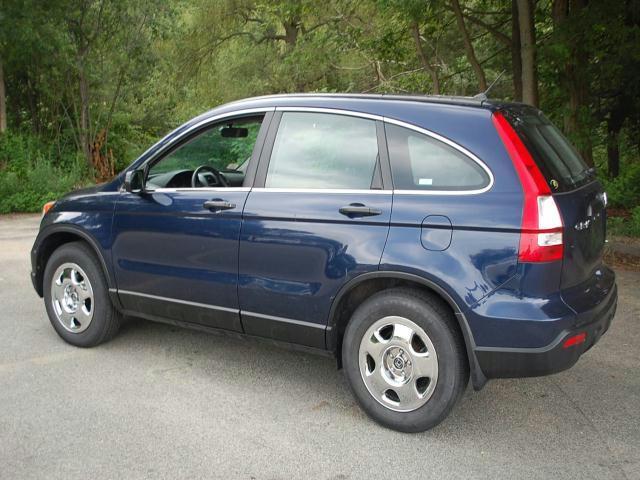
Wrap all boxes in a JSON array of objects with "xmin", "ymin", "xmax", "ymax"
[{"xmin": 42, "ymin": 201, "xmax": 56, "ymax": 217}]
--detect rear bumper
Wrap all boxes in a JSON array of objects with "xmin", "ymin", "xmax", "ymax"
[{"xmin": 475, "ymin": 282, "xmax": 617, "ymax": 378}]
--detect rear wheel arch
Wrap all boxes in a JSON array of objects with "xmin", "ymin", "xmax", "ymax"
[
  {"xmin": 34, "ymin": 226, "xmax": 115, "ymax": 299},
  {"xmin": 327, "ymin": 271, "xmax": 487, "ymax": 390}
]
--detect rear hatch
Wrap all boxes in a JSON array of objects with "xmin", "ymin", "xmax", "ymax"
[{"xmin": 503, "ymin": 107, "xmax": 611, "ymax": 305}]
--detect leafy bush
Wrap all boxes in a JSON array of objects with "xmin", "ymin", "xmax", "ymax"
[
  {"xmin": 0, "ymin": 132, "xmax": 90, "ymax": 213},
  {"xmin": 599, "ymin": 162, "xmax": 640, "ymax": 209},
  {"xmin": 609, "ymin": 206, "xmax": 640, "ymax": 237}
]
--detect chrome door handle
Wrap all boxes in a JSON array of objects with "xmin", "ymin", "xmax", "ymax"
[{"xmin": 203, "ymin": 199, "xmax": 236, "ymax": 212}]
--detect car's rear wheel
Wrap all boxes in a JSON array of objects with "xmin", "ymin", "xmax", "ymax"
[
  {"xmin": 342, "ymin": 288, "xmax": 468, "ymax": 432},
  {"xmin": 44, "ymin": 242, "xmax": 121, "ymax": 347}
]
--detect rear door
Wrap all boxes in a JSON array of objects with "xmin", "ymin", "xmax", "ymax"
[
  {"xmin": 238, "ymin": 109, "xmax": 392, "ymax": 348},
  {"xmin": 506, "ymin": 108, "xmax": 612, "ymax": 311}
]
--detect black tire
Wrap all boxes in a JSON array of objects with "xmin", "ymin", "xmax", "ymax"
[
  {"xmin": 43, "ymin": 241, "xmax": 121, "ymax": 347},
  {"xmin": 342, "ymin": 288, "xmax": 469, "ymax": 432}
]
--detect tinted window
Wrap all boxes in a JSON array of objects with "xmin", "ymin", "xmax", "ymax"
[
  {"xmin": 509, "ymin": 111, "xmax": 592, "ymax": 191},
  {"xmin": 265, "ymin": 112, "xmax": 379, "ymax": 189},
  {"xmin": 147, "ymin": 116, "xmax": 262, "ymax": 188},
  {"xmin": 386, "ymin": 124, "xmax": 489, "ymax": 191}
]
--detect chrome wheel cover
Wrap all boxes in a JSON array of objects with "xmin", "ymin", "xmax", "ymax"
[
  {"xmin": 50, "ymin": 262, "xmax": 94, "ymax": 333},
  {"xmin": 359, "ymin": 316, "xmax": 438, "ymax": 412}
]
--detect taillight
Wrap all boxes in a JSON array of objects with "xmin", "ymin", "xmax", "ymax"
[
  {"xmin": 493, "ymin": 112, "xmax": 564, "ymax": 263},
  {"xmin": 563, "ymin": 332, "xmax": 586, "ymax": 349}
]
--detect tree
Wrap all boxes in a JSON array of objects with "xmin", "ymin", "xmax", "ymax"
[
  {"xmin": 551, "ymin": 0, "xmax": 592, "ymax": 164},
  {"xmin": 1, "ymin": 0, "xmax": 639, "ymax": 210},
  {"xmin": 410, "ymin": 20, "xmax": 441, "ymax": 94},
  {"xmin": 517, "ymin": 0, "xmax": 538, "ymax": 106},
  {"xmin": 55, "ymin": 0, "xmax": 173, "ymax": 176},
  {"xmin": 511, "ymin": 1, "xmax": 522, "ymax": 102},
  {"xmin": 451, "ymin": 0, "xmax": 487, "ymax": 91},
  {"xmin": 0, "ymin": 57, "xmax": 6, "ymax": 133}
]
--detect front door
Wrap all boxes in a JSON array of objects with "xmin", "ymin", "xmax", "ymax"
[
  {"xmin": 239, "ymin": 110, "xmax": 393, "ymax": 347},
  {"xmin": 112, "ymin": 113, "xmax": 270, "ymax": 331}
]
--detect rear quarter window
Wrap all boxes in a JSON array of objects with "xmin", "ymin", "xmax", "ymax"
[{"xmin": 385, "ymin": 123, "xmax": 490, "ymax": 191}]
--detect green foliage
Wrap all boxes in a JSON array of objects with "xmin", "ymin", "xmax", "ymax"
[
  {"xmin": 0, "ymin": 0, "xmax": 638, "ymax": 230},
  {"xmin": 600, "ymin": 163, "xmax": 640, "ymax": 209},
  {"xmin": 150, "ymin": 121, "xmax": 261, "ymax": 175},
  {"xmin": 608, "ymin": 207, "xmax": 640, "ymax": 237},
  {"xmin": 0, "ymin": 133, "xmax": 89, "ymax": 213}
]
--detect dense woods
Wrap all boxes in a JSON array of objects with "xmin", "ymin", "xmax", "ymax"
[{"xmin": 0, "ymin": 0, "xmax": 639, "ymax": 230}]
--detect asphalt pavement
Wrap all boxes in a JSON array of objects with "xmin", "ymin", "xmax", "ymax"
[{"xmin": 1, "ymin": 214, "xmax": 639, "ymax": 479}]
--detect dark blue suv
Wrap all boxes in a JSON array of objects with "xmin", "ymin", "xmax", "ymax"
[{"xmin": 31, "ymin": 94, "xmax": 617, "ymax": 432}]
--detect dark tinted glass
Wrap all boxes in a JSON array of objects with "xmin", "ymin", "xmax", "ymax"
[
  {"xmin": 265, "ymin": 112, "xmax": 378, "ymax": 189},
  {"xmin": 386, "ymin": 124, "xmax": 489, "ymax": 191},
  {"xmin": 509, "ymin": 111, "xmax": 592, "ymax": 191},
  {"xmin": 149, "ymin": 118, "xmax": 262, "ymax": 177}
]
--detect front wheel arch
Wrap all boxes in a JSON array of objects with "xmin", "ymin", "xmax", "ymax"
[{"xmin": 33, "ymin": 226, "xmax": 115, "ymax": 300}]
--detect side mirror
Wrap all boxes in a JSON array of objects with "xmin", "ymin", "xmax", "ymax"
[{"xmin": 124, "ymin": 169, "xmax": 145, "ymax": 194}]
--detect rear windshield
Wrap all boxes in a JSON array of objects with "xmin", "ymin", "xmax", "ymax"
[{"xmin": 506, "ymin": 109, "xmax": 594, "ymax": 191}]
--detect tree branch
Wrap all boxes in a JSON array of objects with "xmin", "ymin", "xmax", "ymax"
[{"xmin": 462, "ymin": 12, "xmax": 511, "ymax": 46}]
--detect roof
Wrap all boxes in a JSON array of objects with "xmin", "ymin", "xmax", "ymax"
[
  {"xmin": 205, "ymin": 93, "xmax": 530, "ymax": 119},
  {"xmin": 224, "ymin": 92, "xmax": 488, "ymax": 108}
]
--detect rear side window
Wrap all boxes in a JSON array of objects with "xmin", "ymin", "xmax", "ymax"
[
  {"xmin": 385, "ymin": 124, "xmax": 490, "ymax": 191},
  {"xmin": 507, "ymin": 110, "xmax": 592, "ymax": 191},
  {"xmin": 265, "ymin": 112, "xmax": 379, "ymax": 189}
]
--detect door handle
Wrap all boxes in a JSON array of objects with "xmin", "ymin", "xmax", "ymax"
[
  {"xmin": 339, "ymin": 203, "xmax": 382, "ymax": 218},
  {"xmin": 203, "ymin": 199, "xmax": 236, "ymax": 212}
]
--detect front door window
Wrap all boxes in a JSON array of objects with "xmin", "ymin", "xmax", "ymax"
[{"xmin": 146, "ymin": 116, "xmax": 263, "ymax": 189}]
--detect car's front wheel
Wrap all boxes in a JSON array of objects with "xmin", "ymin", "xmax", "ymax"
[
  {"xmin": 342, "ymin": 288, "xmax": 469, "ymax": 432},
  {"xmin": 44, "ymin": 241, "xmax": 121, "ymax": 347}
]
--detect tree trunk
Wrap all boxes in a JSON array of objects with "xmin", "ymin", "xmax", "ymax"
[
  {"xmin": 410, "ymin": 21, "xmax": 440, "ymax": 94},
  {"xmin": 606, "ymin": 105, "xmax": 625, "ymax": 178},
  {"xmin": 78, "ymin": 56, "xmax": 92, "ymax": 168},
  {"xmin": 552, "ymin": 0, "xmax": 592, "ymax": 165},
  {"xmin": 450, "ymin": 0, "xmax": 487, "ymax": 92},
  {"xmin": 283, "ymin": 19, "xmax": 300, "ymax": 47},
  {"xmin": 517, "ymin": 0, "xmax": 538, "ymax": 107},
  {"xmin": 0, "ymin": 57, "xmax": 6, "ymax": 133},
  {"xmin": 606, "ymin": 129, "xmax": 620, "ymax": 179},
  {"xmin": 511, "ymin": 1, "xmax": 523, "ymax": 102}
]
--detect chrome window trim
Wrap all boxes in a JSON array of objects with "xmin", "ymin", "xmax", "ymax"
[
  {"xmin": 147, "ymin": 187, "xmax": 251, "ymax": 193},
  {"xmin": 117, "ymin": 289, "xmax": 239, "ymax": 313},
  {"xmin": 136, "ymin": 107, "xmax": 275, "ymax": 193},
  {"xmin": 275, "ymin": 106, "xmax": 383, "ymax": 122},
  {"xmin": 383, "ymin": 116, "xmax": 494, "ymax": 195},
  {"xmin": 145, "ymin": 107, "xmax": 274, "ymax": 164},
  {"xmin": 273, "ymin": 106, "xmax": 494, "ymax": 195},
  {"xmin": 136, "ymin": 106, "xmax": 493, "ymax": 196},
  {"xmin": 251, "ymin": 187, "xmax": 389, "ymax": 195}
]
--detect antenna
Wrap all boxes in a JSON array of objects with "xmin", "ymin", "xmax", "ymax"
[{"xmin": 473, "ymin": 70, "xmax": 506, "ymax": 101}]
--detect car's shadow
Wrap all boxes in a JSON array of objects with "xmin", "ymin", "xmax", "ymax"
[{"xmin": 108, "ymin": 316, "xmax": 606, "ymax": 440}]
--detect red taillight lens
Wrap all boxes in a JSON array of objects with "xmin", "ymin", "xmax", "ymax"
[
  {"xmin": 492, "ymin": 112, "xmax": 564, "ymax": 263},
  {"xmin": 563, "ymin": 332, "xmax": 586, "ymax": 349}
]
